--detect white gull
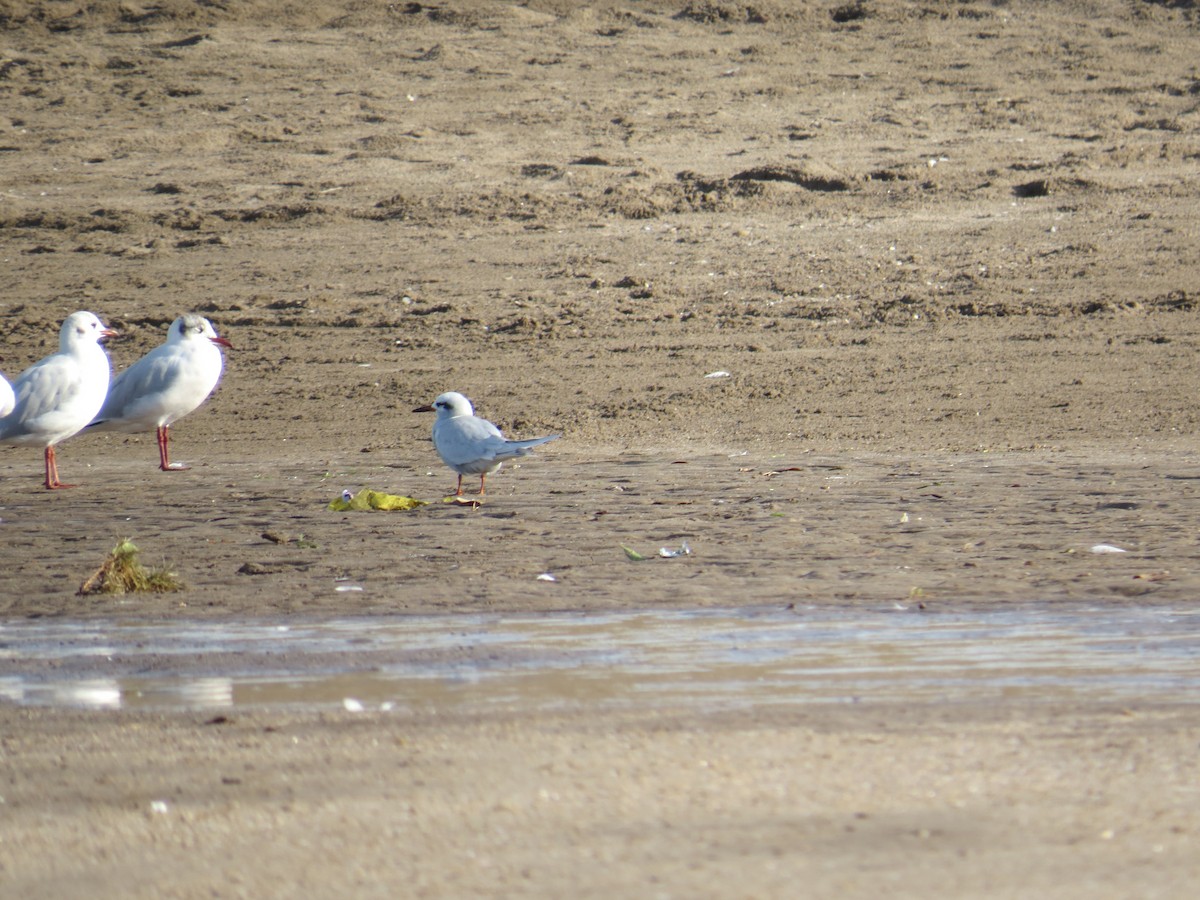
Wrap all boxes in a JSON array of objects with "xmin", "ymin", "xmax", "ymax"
[
  {"xmin": 0, "ymin": 370, "xmax": 13, "ymax": 418},
  {"xmin": 88, "ymin": 313, "xmax": 232, "ymax": 470},
  {"xmin": 0, "ymin": 311, "xmax": 117, "ymax": 489}
]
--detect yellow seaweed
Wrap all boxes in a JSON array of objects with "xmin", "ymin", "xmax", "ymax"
[{"xmin": 328, "ymin": 489, "xmax": 429, "ymax": 512}]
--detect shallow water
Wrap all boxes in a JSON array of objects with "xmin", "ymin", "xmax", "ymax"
[{"xmin": 1, "ymin": 606, "xmax": 1198, "ymax": 712}]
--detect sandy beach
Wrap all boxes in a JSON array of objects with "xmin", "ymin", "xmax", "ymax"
[{"xmin": 2, "ymin": 1, "xmax": 1200, "ymax": 895}]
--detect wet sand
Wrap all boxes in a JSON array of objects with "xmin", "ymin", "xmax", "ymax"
[
  {"xmin": 5, "ymin": 702, "xmax": 1199, "ymax": 899},
  {"xmin": 3, "ymin": 448, "xmax": 1200, "ymax": 618},
  {"xmin": 3, "ymin": 1, "xmax": 1200, "ymax": 895}
]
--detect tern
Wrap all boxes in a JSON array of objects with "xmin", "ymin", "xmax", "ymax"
[{"xmin": 413, "ymin": 391, "xmax": 559, "ymax": 496}]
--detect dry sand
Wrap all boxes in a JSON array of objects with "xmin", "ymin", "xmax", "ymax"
[{"xmin": 2, "ymin": 1, "xmax": 1200, "ymax": 896}]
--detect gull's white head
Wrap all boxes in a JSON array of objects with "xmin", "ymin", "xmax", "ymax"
[
  {"xmin": 61, "ymin": 311, "xmax": 117, "ymax": 350},
  {"xmin": 170, "ymin": 314, "xmax": 233, "ymax": 349}
]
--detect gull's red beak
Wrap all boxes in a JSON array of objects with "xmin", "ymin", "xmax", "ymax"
[{"xmin": 211, "ymin": 336, "xmax": 233, "ymax": 350}]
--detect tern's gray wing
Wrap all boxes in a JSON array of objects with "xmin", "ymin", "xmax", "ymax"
[
  {"xmin": 495, "ymin": 433, "xmax": 560, "ymax": 459},
  {"xmin": 433, "ymin": 415, "xmax": 507, "ymax": 468}
]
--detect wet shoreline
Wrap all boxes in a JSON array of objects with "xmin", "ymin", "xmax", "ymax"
[{"xmin": 5, "ymin": 604, "xmax": 1198, "ymax": 713}]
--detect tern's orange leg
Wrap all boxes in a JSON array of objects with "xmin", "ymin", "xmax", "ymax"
[
  {"xmin": 479, "ymin": 473, "xmax": 487, "ymax": 495},
  {"xmin": 455, "ymin": 474, "xmax": 464, "ymax": 496}
]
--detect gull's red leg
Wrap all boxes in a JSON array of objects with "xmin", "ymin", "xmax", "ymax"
[
  {"xmin": 44, "ymin": 445, "xmax": 75, "ymax": 489},
  {"xmin": 158, "ymin": 425, "xmax": 170, "ymax": 470},
  {"xmin": 159, "ymin": 425, "xmax": 191, "ymax": 471}
]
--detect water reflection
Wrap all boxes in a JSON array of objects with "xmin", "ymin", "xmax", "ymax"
[
  {"xmin": 0, "ymin": 677, "xmax": 122, "ymax": 709},
  {"xmin": 1, "ymin": 606, "xmax": 1198, "ymax": 712},
  {"xmin": 131, "ymin": 677, "xmax": 234, "ymax": 709}
]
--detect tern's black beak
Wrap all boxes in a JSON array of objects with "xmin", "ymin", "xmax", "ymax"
[{"xmin": 412, "ymin": 404, "xmax": 435, "ymax": 413}]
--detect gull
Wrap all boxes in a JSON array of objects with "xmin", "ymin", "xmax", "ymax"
[
  {"xmin": 413, "ymin": 391, "xmax": 559, "ymax": 496},
  {"xmin": 88, "ymin": 314, "xmax": 232, "ymax": 471},
  {"xmin": 0, "ymin": 371, "xmax": 13, "ymax": 418},
  {"xmin": 0, "ymin": 311, "xmax": 117, "ymax": 489}
]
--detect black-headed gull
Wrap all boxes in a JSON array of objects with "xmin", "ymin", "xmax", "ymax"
[
  {"xmin": 0, "ymin": 371, "xmax": 13, "ymax": 418},
  {"xmin": 88, "ymin": 314, "xmax": 232, "ymax": 471},
  {"xmin": 413, "ymin": 391, "xmax": 560, "ymax": 496},
  {"xmin": 0, "ymin": 311, "xmax": 117, "ymax": 489}
]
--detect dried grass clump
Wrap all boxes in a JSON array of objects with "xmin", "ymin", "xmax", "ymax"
[{"xmin": 77, "ymin": 539, "xmax": 184, "ymax": 596}]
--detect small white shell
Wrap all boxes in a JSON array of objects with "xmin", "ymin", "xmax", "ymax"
[{"xmin": 658, "ymin": 542, "xmax": 692, "ymax": 558}]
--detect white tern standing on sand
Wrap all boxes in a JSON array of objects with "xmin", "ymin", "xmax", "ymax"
[{"xmin": 413, "ymin": 391, "xmax": 559, "ymax": 496}]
